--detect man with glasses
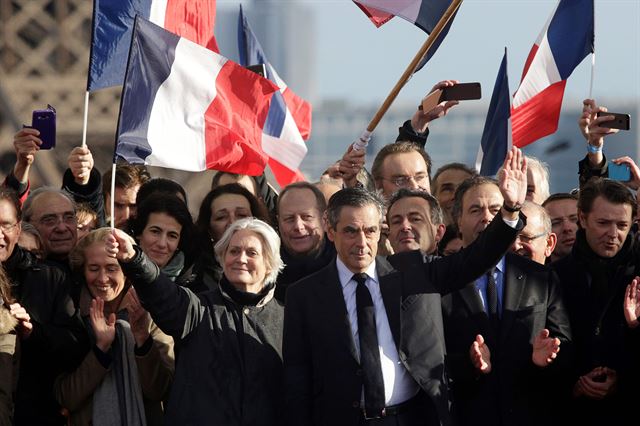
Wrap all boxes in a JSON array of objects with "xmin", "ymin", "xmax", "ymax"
[
  {"xmin": 441, "ymin": 176, "xmax": 571, "ymax": 426},
  {"xmin": 22, "ymin": 188, "xmax": 77, "ymax": 265},
  {"xmin": 0, "ymin": 188, "xmax": 86, "ymax": 425},
  {"xmin": 371, "ymin": 141, "xmax": 432, "ymax": 197}
]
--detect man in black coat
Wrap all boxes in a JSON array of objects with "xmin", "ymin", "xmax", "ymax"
[
  {"xmin": 283, "ymin": 147, "xmax": 527, "ymax": 426},
  {"xmin": 552, "ymin": 178, "xmax": 640, "ymax": 426},
  {"xmin": 0, "ymin": 188, "xmax": 86, "ymax": 425},
  {"xmin": 441, "ymin": 192, "xmax": 572, "ymax": 426}
]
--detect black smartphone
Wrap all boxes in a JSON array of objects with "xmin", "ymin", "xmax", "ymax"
[
  {"xmin": 597, "ymin": 111, "xmax": 630, "ymax": 130},
  {"xmin": 246, "ymin": 64, "xmax": 267, "ymax": 78},
  {"xmin": 31, "ymin": 104, "xmax": 56, "ymax": 149},
  {"xmin": 608, "ymin": 161, "xmax": 631, "ymax": 181},
  {"xmin": 439, "ymin": 82, "xmax": 482, "ymax": 102}
]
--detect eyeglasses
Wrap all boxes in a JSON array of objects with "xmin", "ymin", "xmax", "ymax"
[
  {"xmin": 36, "ymin": 212, "xmax": 77, "ymax": 228},
  {"xmin": 0, "ymin": 222, "xmax": 18, "ymax": 233},
  {"xmin": 383, "ymin": 174, "xmax": 429, "ymax": 188},
  {"xmin": 515, "ymin": 232, "xmax": 547, "ymax": 244}
]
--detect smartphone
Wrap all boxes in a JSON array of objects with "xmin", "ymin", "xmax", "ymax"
[
  {"xmin": 608, "ymin": 161, "xmax": 631, "ymax": 182},
  {"xmin": 597, "ymin": 111, "xmax": 630, "ymax": 130},
  {"xmin": 439, "ymin": 82, "xmax": 482, "ymax": 102},
  {"xmin": 246, "ymin": 64, "xmax": 267, "ymax": 78},
  {"xmin": 592, "ymin": 373, "xmax": 607, "ymax": 383},
  {"xmin": 31, "ymin": 104, "xmax": 56, "ymax": 149}
]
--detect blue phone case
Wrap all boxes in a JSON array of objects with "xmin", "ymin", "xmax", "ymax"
[
  {"xmin": 608, "ymin": 162, "xmax": 631, "ymax": 181},
  {"xmin": 31, "ymin": 104, "xmax": 56, "ymax": 149}
]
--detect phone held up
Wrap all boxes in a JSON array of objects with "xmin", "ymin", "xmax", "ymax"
[
  {"xmin": 24, "ymin": 104, "xmax": 56, "ymax": 150},
  {"xmin": 597, "ymin": 111, "xmax": 631, "ymax": 131},
  {"xmin": 421, "ymin": 82, "xmax": 482, "ymax": 112},
  {"xmin": 608, "ymin": 161, "xmax": 631, "ymax": 182},
  {"xmin": 246, "ymin": 64, "xmax": 267, "ymax": 78}
]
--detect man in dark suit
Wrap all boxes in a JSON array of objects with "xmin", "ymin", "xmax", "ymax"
[
  {"xmin": 283, "ymin": 148, "xmax": 527, "ymax": 426},
  {"xmin": 441, "ymin": 180, "xmax": 572, "ymax": 426}
]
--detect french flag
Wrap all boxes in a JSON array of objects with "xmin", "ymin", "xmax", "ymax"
[
  {"xmin": 476, "ymin": 49, "xmax": 511, "ymax": 177},
  {"xmin": 115, "ymin": 17, "xmax": 278, "ymax": 175},
  {"xmin": 353, "ymin": 0, "xmax": 458, "ymax": 69},
  {"xmin": 238, "ymin": 6, "xmax": 312, "ymax": 187},
  {"xmin": 88, "ymin": 0, "xmax": 218, "ymax": 91},
  {"xmin": 511, "ymin": 0, "xmax": 594, "ymax": 147}
]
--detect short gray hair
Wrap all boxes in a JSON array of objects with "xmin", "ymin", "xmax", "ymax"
[
  {"xmin": 326, "ymin": 188, "xmax": 385, "ymax": 229},
  {"xmin": 23, "ymin": 187, "xmax": 76, "ymax": 222},
  {"xmin": 214, "ymin": 217, "xmax": 284, "ymax": 286},
  {"xmin": 525, "ymin": 156, "xmax": 550, "ymax": 201},
  {"xmin": 522, "ymin": 201, "xmax": 552, "ymax": 234}
]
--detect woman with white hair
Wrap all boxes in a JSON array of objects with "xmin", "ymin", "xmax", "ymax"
[{"xmin": 107, "ymin": 218, "xmax": 286, "ymax": 426}]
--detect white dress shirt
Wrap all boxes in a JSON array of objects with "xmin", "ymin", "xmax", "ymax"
[{"xmin": 336, "ymin": 257, "xmax": 419, "ymax": 406}]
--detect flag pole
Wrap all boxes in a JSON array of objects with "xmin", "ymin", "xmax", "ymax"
[
  {"xmin": 353, "ymin": 0, "xmax": 463, "ymax": 149},
  {"xmin": 81, "ymin": 91, "xmax": 89, "ymax": 148},
  {"xmin": 110, "ymin": 163, "xmax": 116, "ymax": 229}
]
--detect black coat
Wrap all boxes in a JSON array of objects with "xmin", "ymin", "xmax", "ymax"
[
  {"xmin": 552, "ymin": 232, "xmax": 640, "ymax": 425},
  {"xmin": 4, "ymin": 246, "xmax": 87, "ymax": 425},
  {"xmin": 283, "ymin": 212, "xmax": 522, "ymax": 426},
  {"xmin": 121, "ymin": 248, "xmax": 284, "ymax": 426},
  {"xmin": 441, "ymin": 253, "xmax": 572, "ymax": 426}
]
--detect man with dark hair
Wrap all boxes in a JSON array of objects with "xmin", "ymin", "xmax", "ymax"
[
  {"xmin": 442, "ymin": 173, "xmax": 571, "ymax": 426},
  {"xmin": 543, "ymin": 193, "xmax": 579, "ymax": 263},
  {"xmin": 101, "ymin": 164, "xmax": 150, "ymax": 230},
  {"xmin": 0, "ymin": 188, "xmax": 86, "ymax": 425},
  {"xmin": 276, "ymin": 182, "xmax": 335, "ymax": 301},
  {"xmin": 284, "ymin": 147, "xmax": 527, "ymax": 426},
  {"xmin": 552, "ymin": 178, "xmax": 640, "ymax": 425},
  {"xmin": 386, "ymin": 189, "xmax": 445, "ymax": 255},
  {"xmin": 432, "ymin": 162, "xmax": 477, "ymax": 225}
]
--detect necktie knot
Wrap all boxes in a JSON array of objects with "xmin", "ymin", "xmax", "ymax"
[{"xmin": 352, "ymin": 273, "xmax": 368, "ymax": 286}]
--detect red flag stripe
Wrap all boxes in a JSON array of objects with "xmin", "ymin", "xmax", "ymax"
[{"xmin": 511, "ymin": 80, "xmax": 566, "ymax": 148}]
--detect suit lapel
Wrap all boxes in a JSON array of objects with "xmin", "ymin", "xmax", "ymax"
[
  {"xmin": 315, "ymin": 260, "xmax": 359, "ymax": 363},
  {"xmin": 500, "ymin": 255, "xmax": 526, "ymax": 345},
  {"xmin": 377, "ymin": 257, "xmax": 402, "ymax": 350}
]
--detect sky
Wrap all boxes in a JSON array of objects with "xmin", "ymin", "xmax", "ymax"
[{"xmin": 218, "ymin": 0, "xmax": 640, "ymax": 109}]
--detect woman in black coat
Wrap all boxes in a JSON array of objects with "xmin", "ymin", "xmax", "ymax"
[{"xmin": 107, "ymin": 217, "xmax": 285, "ymax": 425}]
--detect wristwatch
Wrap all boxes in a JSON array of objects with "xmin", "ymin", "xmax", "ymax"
[{"xmin": 502, "ymin": 203, "xmax": 522, "ymax": 213}]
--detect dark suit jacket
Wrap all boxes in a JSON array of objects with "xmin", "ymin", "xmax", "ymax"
[
  {"xmin": 441, "ymin": 253, "xmax": 572, "ymax": 426},
  {"xmin": 283, "ymin": 212, "xmax": 522, "ymax": 426}
]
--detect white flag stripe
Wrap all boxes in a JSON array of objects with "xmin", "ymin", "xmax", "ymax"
[{"xmin": 147, "ymin": 37, "xmax": 225, "ymax": 171}]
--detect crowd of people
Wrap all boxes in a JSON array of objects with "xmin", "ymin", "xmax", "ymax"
[{"xmin": 0, "ymin": 81, "xmax": 639, "ymax": 426}]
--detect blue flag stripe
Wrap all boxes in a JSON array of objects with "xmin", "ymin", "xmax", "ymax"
[
  {"xmin": 547, "ymin": 0, "xmax": 594, "ymax": 80},
  {"xmin": 480, "ymin": 50, "xmax": 510, "ymax": 177},
  {"xmin": 238, "ymin": 6, "xmax": 286, "ymax": 138},
  {"xmin": 88, "ymin": 0, "xmax": 152, "ymax": 91},
  {"xmin": 116, "ymin": 18, "xmax": 178, "ymax": 163}
]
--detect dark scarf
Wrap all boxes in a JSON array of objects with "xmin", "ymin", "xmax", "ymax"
[
  {"xmin": 219, "ymin": 275, "xmax": 274, "ymax": 307},
  {"xmin": 276, "ymin": 237, "xmax": 336, "ymax": 301},
  {"xmin": 573, "ymin": 228, "xmax": 634, "ymax": 311}
]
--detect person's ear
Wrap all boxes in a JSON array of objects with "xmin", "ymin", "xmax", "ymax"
[{"xmin": 545, "ymin": 232, "xmax": 558, "ymax": 258}]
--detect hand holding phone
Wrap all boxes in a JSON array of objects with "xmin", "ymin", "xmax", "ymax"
[
  {"xmin": 439, "ymin": 82, "xmax": 482, "ymax": 102},
  {"xmin": 608, "ymin": 161, "xmax": 631, "ymax": 181},
  {"xmin": 30, "ymin": 105, "xmax": 56, "ymax": 150},
  {"xmin": 596, "ymin": 111, "xmax": 630, "ymax": 130}
]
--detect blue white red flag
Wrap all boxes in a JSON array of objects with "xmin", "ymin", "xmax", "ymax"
[
  {"xmin": 476, "ymin": 49, "xmax": 511, "ymax": 177},
  {"xmin": 115, "ymin": 18, "xmax": 278, "ymax": 175},
  {"xmin": 512, "ymin": 0, "xmax": 594, "ymax": 147},
  {"xmin": 353, "ymin": 0, "xmax": 457, "ymax": 69},
  {"xmin": 88, "ymin": 0, "xmax": 218, "ymax": 91},
  {"xmin": 353, "ymin": 2, "xmax": 394, "ymax": 28},
  {"xmin": 238, "ymin": 6, "xmax": 312, "ymax": 186}
]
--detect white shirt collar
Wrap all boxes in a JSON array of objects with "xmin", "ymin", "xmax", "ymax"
[{"xmin": 336, "ymin": 256, "xmax": 379, "ymax": 289}]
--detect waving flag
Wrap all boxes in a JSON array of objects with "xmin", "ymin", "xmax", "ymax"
[
  {"xmin": 476, "ymin": 50, "xmax": 511, "ymax": 177},
  {"xmin": 88, "ymin": 0, "xmax": 218, "ymax": 91},
  {"xmin": 353, "ymin": 0, "xmax": 457, "ymax": 69},
  {"xmin": 238, "ymin": 6, "xmax": 312, "ymax": 186},
  {"xmin": 511, "ymin": 0, "xmax": 594, "ymax": 147},
  {"xmin": 115, "ymin": 18, "xmax": 278, "ymax": 175},
  {"xmin": 354, "ymin": 2, "xmax": 394, "ymax": 27}
]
